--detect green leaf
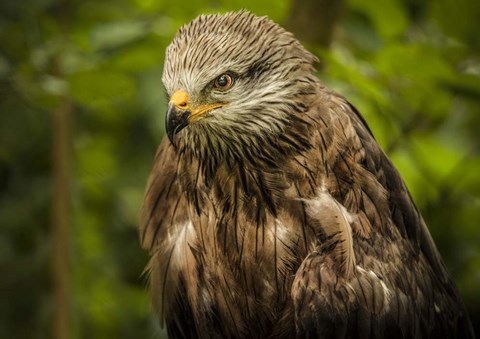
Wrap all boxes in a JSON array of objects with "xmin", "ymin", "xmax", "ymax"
[
  {"xmin": 90, "ymin": 20, "xmax": 149, "ymax": 51},
  {"xmin": 68, "ymin": 69, "xmax": 136, "ymax": 109},
  {"xmin": 109, "ymin": 42, "xmax": 163, "ymax": 73},
  {"xmin": 411, "ymin": 134, "xmax": 465, "ymax": 183},
  {"xmin": 350, "ymin": 0, "xmax": 407, "ymax": 39}
]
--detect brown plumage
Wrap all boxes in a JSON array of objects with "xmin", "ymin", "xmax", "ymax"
[{"xmin": 139, "ymin": 11, "xmax": 474, "ymax": 338}]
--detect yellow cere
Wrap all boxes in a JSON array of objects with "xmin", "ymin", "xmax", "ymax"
[{"xmin": 170, "ymin": 90, "xmax": 189, "ymax": 109}]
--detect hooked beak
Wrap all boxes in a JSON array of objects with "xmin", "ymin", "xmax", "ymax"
[
  {"xmin": 165, "ymin": 89, "xmax": 225, "ymax": 146},
  {"xmin": 166, "ymin": 104, "xmax": 190, "ymax": 146},
  {"xmin": 165, "ymin": 89, "xmax": 191, "ymax": 146}
]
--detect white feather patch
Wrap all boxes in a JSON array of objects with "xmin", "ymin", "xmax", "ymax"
[
  {"xmin": 170, "ymin": 220, "xmax": 196, "ymax": 269},
  {"xmin": 301, "ymin": 188, "xmax": 356, "ymax": 277}
]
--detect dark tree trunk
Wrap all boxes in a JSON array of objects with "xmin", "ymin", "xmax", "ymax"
[
  {"xmin": 285, "ymin": 0, "xmax": 346, "ymax": 48},
  {"xmin": 52, "ymin": 1, "xmax": 72, "ymax": 338},
  {"xmin": 52, "ymin": 95, "xmax": 72, "ymax": 339}
]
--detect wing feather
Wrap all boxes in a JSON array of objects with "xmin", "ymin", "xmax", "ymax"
[{"xmin": 292, "ymin": 91, "xmax": 474, "ymax": 338}]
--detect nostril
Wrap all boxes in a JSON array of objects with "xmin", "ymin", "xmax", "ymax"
[{"xmin": 178, "ymin": 101, "xmax": 187, "ymax": 108}]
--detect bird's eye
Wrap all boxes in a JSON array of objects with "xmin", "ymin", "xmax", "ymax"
[{"xmin": 214, "ymin": 73, "xmax": 234, "ymax": 91}]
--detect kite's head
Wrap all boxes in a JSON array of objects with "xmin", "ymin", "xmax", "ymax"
[{"xmin": 162, "ymin": 10, "xmax": 318, "ymax": 148}]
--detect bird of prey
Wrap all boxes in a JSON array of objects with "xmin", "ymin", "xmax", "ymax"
[{"xmin": 139, "ymin": 10, "xmax": 474, "ymax": 339}]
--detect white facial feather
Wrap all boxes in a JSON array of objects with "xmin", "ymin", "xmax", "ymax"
[{"xmin": 162, "ymin": 10, "xmax": 318, "ymax": 150}]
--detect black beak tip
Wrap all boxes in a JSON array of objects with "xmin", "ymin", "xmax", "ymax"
[
  {"xmin": 165, "ymin": 105, "xmax": 191, "ymax": 147},
  {"xmin": 167, "ymin": 129, "xmax": 176, "ymax": 147}
]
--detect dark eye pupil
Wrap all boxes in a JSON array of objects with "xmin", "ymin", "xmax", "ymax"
[
  {"xmin": 214, "ymin": 73, "xmax": 233, "ymax": 90},
  {"xmin": 218, "ymin": 75, "xmax": 228, "ymax": 87}
]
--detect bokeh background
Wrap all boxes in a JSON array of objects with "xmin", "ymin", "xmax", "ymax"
[{"xmin": 1, "ymin": 0, "xmax": 479, "ymax": 338}]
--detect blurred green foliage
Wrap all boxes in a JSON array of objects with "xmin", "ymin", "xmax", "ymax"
[{"xmin": 0, "ymin": 0, "xmax": 479, "ymax": 338}]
